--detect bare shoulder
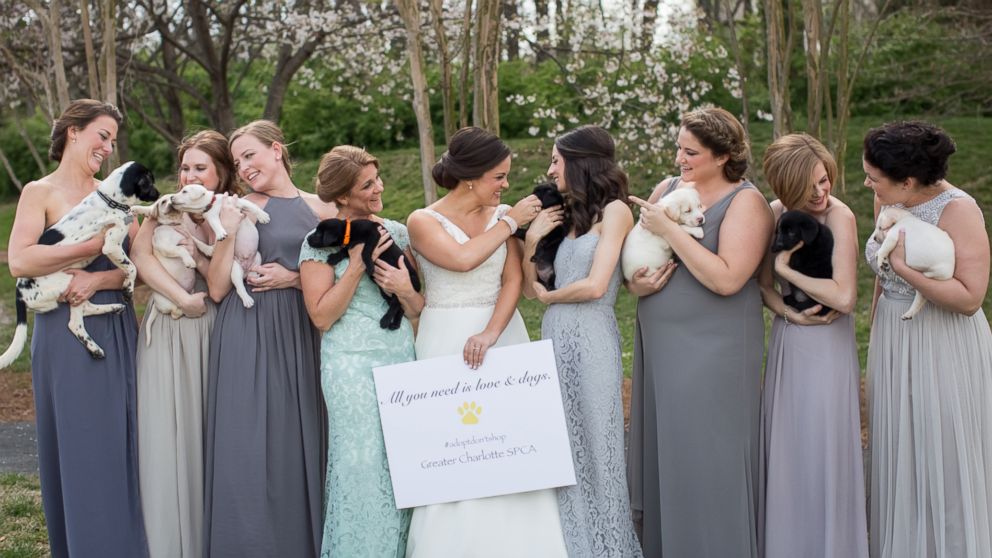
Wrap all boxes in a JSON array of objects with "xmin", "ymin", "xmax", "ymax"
[
  {"xmin": 940, "ymin": 196, "xmax": 984, "ymax": 226},
  {"xmin": 824, "ymin": 198, "xmax": 856, "ymax": 226},
  {"xmin": 244, "ymin": 192, "xmax": 268, "ymax": 206},
  {"xmin": 769, "ymin": 198, "xmax": 784, "ymax": 218},
  {"xmin": 729, "ymin": 186, "xmax": 772, "ymax": 214},
  {"xmin": 647, "ymin": 177, "xmax": 676, "ymax": 203},
  {"xmin": 603, "ymin": 199, "xmax": 634, "ymax": 224}
]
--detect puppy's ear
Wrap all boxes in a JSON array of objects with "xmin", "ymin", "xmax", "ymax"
[{"xmin": 663, "ymin": 200, "xmax": 681, "ymax": 222}]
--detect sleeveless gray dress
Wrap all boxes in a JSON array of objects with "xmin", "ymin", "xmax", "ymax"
[
  {"xmin": 203, "ymin": 195, "xmax": 324, "ymax": 558},
  {"xmin": 31, "ymin": 241, "xmax": 148, "ymax": 558},
  {"xmin": 628, "ymin": 179, "xmax": 764, "ymax": 558},
  {"xmin": 865, "ymin": 188, "xmax": 992, "ymax": 558},
  {"xmin": 542, "ymin": 233, "xmax": 643, "ymax": 558}
]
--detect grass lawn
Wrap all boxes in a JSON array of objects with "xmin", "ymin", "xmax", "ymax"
[{"xmin": 0, "ymin": 473, "xmax": 47, "ymax": 558}]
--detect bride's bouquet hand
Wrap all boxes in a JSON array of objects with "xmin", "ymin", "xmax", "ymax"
[{"xmin": 463, "ymin": 330, "xmax": 498, "ymax": 370}]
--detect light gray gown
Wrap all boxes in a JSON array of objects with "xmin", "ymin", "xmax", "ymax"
[
  {"xmin": 628, "ymin": 179, "xmax": 764, "ymax": 558},
  {"xmin": 542, "ymin": 233, "xmax": 643, "ymax": 557}
]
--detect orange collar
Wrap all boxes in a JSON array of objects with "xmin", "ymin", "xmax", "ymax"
[{"xmin": 343, "ymin": 218, "xmax": 351, "ymax": 245}]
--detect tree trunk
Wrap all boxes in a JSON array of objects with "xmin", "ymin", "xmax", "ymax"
[
  {"xmin": 430, "ymin": 0, "xmax": 457, "ymax": 142},
  {"xmin": 458, "ymin": 0, "xmax": 473, "ymax": 128},
  {"xmin": 473, "ymin": 0, "xmax": 502, "ymax": 134},
  {"xmin": 397, "ymin": 0, "xmax": 438, "ymax": 205},
  {"xmin": 48, "ymin": 0, "xmax": 71, "ymax": 111},
  {"xmin": 80, "ymin": 0, "xmax": 101, "ymax": 98},
  {"xmin": 641, "ymin": 0, "xmax": 660, "ymax": 51},
  {"xmin": 534, "ymin": 0, "xmax": 550, "ymax": 61},
  {"xmin": 102, "ymin": 0, "xmax": 120, "ymax": 171},
  {"xmin": 503, "ymin": 0, "xmax": 520, "ymax": 60},
  {"xmin": 0, "ymin": 146, "xmax": 24, "ymax": 192},
  {"xmin": 833, "ymin": 0, "xmax": 849, "ymax": 192},
  {"xmin": 13, "ymin": 113, "xmax": 47, "ymax": 175},
  {"xmin": 765, "ymin": 0, "xmax": 791, "ymax": 137},
  {"xmin": 722, "ymin": 0, "xmax": 749, "ymax": 132},
  {"xmin": 802, "ymin": 0, "xmax": 824, "ymax": 138}
]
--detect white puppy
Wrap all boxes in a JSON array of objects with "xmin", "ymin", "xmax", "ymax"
[
  {"xmin": 621, "ymin": 187, "xmax": 705, "ymax": 281},
  {"xmin": 873, "ymin": 206, "xmax": 955, "ymax": 319},
  {"xmin": 131, "ymin": 184, "xmax": 270, "ymax": 317}
]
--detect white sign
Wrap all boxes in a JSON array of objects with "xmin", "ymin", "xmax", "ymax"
[{"xmin": 373, "ymin": 339, "xmax": 576, "ymax": 509}]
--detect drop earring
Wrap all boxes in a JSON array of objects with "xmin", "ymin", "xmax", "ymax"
[{"xmin": 468, "ymin": 182, "xmax": 474, "ymax": 190}]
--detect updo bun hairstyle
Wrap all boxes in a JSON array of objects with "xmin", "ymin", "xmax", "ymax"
[
  {"xmin": 431, "ymin": 127, "xmax": 511, "ymax": 190},
  {"xmin": 49, "ymin": 99, "xmax": 123, "ymax": 162},
  {"xmin": 863, "ymin": 121, "xmax": 956, "ymax": 187},
  {"xmin": 680, "ymin": 108, "xmax": 750, "ymax": 182}
]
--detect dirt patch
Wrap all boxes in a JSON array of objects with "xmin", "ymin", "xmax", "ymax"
[{"xmin": 0, "ymin": 373, "xmax": 34, "ymax": 422}]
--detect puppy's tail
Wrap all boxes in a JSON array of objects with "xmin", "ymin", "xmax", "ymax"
[
  {"xmin": 0, "ymin": 289, "xmax": 29, "ymax": 369},
  {"xmin": 144, "ymin": 304, "xmax": 159, "ymax": 347}
]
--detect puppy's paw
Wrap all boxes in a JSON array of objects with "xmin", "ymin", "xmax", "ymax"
[
  {"xmin": 239, "ymin": 294, "xmax": 255, "ymax": 309},
  {"xmin": 88, "ymin": 347, "xmax": 106, "ymax": 359},
  {"xmin": 255, "ymin": 210, "xmax": 271, "ymax": 224},
  {"xmin": 879, "ymin": 258, "xmax": 891, "ymax": 272},
  {"xmin": 110, "ymin": 304, "xmax": 126, "ymax": 314},
  {"xmin": 215, "ymin": 232, "xmax": 228, "ymax": 242}
]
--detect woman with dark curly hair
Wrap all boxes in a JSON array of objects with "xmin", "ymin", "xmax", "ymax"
[
  {"xmin": 522, "ymin": 125, "xmax": 641, "ymax": 557},
  {"xmin": 863, "ymin": 121, "xmax": 992, "ymax": 558},
  {"xmin": 627, "ymin": 108, "xmax": 772, "ymax": 557}
]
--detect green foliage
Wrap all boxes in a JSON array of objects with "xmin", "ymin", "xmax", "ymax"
[
  {"xmin": 0, "ymin": 473, "xmax": 47, "ymax": 558},
  {"xmin": 0, "ymin": 112, "xmax": 52, "ymax": 198}
]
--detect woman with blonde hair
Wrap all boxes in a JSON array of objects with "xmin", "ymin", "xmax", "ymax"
[
  {"xmin": 203, "ymin": 120, "xmax": 336, "ymax": 558},
  {"xmin": 757, "ymin": 133, "xmax": 867, "ymax": 558},
  {"xmin": 300, "ymin": 145, "xmax": 423, "ymax": 557}
]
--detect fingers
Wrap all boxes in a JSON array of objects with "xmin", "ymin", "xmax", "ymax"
[
  {"xmin": 801, "ymin": 304, "xmax": 823, "ymax": 316},
  {"xmin": 628, "ymin": 195, "xmax": 652, "ymax": 209}
]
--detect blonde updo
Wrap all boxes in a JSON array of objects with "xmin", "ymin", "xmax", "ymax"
[{"xmin": 315, "ymin": 145, "xmax": 379, "ymax": 203}]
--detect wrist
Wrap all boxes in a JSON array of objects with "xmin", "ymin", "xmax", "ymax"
[
  {"xmin": 782, "ymin": 307, "xmax": 792, "ymax": 325},
  {"xmin": 499, "ymin": 215, "xmax": 518, "ymax": 236}
]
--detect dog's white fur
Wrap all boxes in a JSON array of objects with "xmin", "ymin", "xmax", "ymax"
[
  {"xmin": 621, "ymin": 187, "xmax": 706, "ymax": 281},
  {"xmin": 130, "ymin": 185, "xmax": 270, "ymax": 340},
  {"xmin": 0, "ymin": 162, "xmax": 157, "ymax": 367},
  {"xmin": 873, "ymin": 206, "xmax": 955, "ymax": 319}
]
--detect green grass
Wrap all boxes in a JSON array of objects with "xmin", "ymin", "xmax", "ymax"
[{"xmin": 0, "ymin": 474, "xmax": 47, "ymax": 558}]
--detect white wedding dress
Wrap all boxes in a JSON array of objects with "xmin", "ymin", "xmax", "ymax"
[{"xmin": 406, "ymin": 205, "xmax": 568, "ymax": 558}]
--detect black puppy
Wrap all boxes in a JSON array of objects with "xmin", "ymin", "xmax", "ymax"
[
  {"xmin": 307, "ymin": 219, "xmax": 421, "ymax": 330},
  {"xmin": 512, "ymin": 182, "xmax": 567, "ymax": 290},
  {"xmin": 771, "ymin": 210, "xmax": 834, "ymax": 315}
]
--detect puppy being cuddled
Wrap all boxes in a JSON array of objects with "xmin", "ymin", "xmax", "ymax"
[
  {"xmin": 307, "ymin": 218, "xmax": 421, "ymax": 330},
  {"xmin": 0, "ymin": 161, "xmax": 159, "ymax": 366},
  {"xmin": 771, "ymin": 210, "xmax": 834, "ymax": 315},
  {"xmin": 872, "ymin": 206, "xmax": 955, "ymax": 319},
  {"xmin": 621, "ymin": 187, "xmax": 705, "ymax": 281},
  {"xmin": 513, "ymin": 182, "xmax": 566, "ymax": 290}
]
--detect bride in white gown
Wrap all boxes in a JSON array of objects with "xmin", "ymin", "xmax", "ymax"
[{"xmin": 405, "ymin": 127, "xmax": 567, "ymax": 558}]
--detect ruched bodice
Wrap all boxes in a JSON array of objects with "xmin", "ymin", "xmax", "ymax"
[{"xmin": 414, "ymin": 206, "xmax": 510, "ymax": 308}]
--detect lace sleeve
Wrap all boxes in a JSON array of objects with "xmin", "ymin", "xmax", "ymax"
[
  {"xmin": 298, "ymin": 230, "xmax": 332, "ymax": 265},
  {"xmin": 383, "ymin": 219, "xmax": 411, "ymax": 252}
]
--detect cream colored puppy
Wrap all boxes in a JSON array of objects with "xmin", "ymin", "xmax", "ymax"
[
  {"xmin": 873, "ymin": 206, "xmax": 955, "ymax": 319},
  {"xmin": 621, "ymin": 187, "xmax": 705, "ymax": 281}
]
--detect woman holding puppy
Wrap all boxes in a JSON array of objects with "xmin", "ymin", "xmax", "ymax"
[
  {"xmin": 299, "ymin": 146, "xmax": 423, "ymax": 557},
  {"xmin": 626, "ymin": 107, "xmax": 772, "ymax": 557},
  {"xmin": 7, "ymin": 99, "xmax": 148, "ymax": 557},
  {"xmin": 203, "ymin": 120, "xmax": 336, "ymax": 558},
  {"xmin": 132, "ymin": 129, "xmax": 244, "ymax": 558},
  {"xmin": 521, "ymin": 125, "xmax": 641, "ymax": 557},
  {"xmin": 863, "ymin": 121, "xmax": 992, "ymax": 558},
  {"xmin": 404, "ymin": 127, "xmax": 567, "ymax": 557},
  {"xmin": 757, "ymin": 134, "xmax": 868, "ymax": 558}
]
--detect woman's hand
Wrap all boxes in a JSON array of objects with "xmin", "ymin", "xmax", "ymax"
[
  {"xmin": 625, "ymin": 263, "xmax": 677, "ymax": 297},
  {"xmin": 247, "ymin": 262, "xmax": 300, "ymax": 291},
  {"xmin": 629, "ymin": 195, "xmax": 678, "ymax": 238},
  {"xmin": 773, "ymin": 241, "xmax": 802, "ymax": 276},
  {"xmin": 785, "ymin": 304, "xmax": 841, "ymax": 326},
  {"xmin": 341, "ymin": 242, "xmax": 368, "ymax": 276},
  {"xmin": 532, "ymin": 282, "xmax": 554, "ymax": 304},
  {"xmin": 373, "ymin": 255, "xmax": 414, "ymax": 297},
  {"xmin": 179, "ymin": 291, "xmax": 208, "ymax": 318},
  {"xmin": 60, "ymin": 269, "xmax": 101, "ymax": 305},
  {"xmin": 507, "ymin": 194, "xmax": 544, "ymax": 228},
  {"xmin": 525, "ymin": 206, "xmax": 564, "ymax": 243},
  {"xmin": 463, "ymin": 330, "xmax": 499, "ymax": 370},
  {"xmin": 218, "ymin": 195, "xmax": 245, "ymax": 236}
]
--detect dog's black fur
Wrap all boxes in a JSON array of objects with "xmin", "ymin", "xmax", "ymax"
[
  {"xmin": 512, "ymin": 183, "xmax": 566, "ymax": 290},
  {"xmin": 307, "ymin": 219, "xmax": 421, "ymax": 330},
  {"xmin": 771, "ymin": 210, "xmax": 835, "ymax": 315}
]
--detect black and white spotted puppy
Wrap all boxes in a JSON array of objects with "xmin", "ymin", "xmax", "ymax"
[{"xmin": 0, "ymin": 161, "xmax": 159, "ymax": 366}]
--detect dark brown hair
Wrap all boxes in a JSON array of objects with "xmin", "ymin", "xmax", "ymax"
[
  {"xmin": 315, "ymin": 145, "xmax": 380, "ymax": 203},
  {"xmin": 554, "ymin": 125, "xmax": 629, "ymax": 237},
  {"xmin": 177, "ymin": 129, "xmax": 242, "ymax": 196},
  {"xmin": 49, "ymin": 99, "xmax": 123, "ymax": 162},
  {"xmin": 863, "ymin": 121, "xmax": 956, "ymax": 187},
  {"xmin": 680, "ymin": 108, "xmax": 750, "ymax": 182},
  {"xmin": 431, "ymin": 127, "xmax": 511, "ymax": 190}
]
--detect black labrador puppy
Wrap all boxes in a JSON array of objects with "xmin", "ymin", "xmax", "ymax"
[
  {"xmin": 770, "ymin": 210, "xmax": 834, "ymax": 315},
  {"xmin": 307, "ymin": 219, "xmax": 421, "ymax": 330},
  {"xmin": 512, "ymin": 182, "xmax": 567, "ymax": 290}
]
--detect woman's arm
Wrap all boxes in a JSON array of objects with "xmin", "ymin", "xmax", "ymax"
[
  {"xmin": 408, "ymin": 210, "xmax": 517, "ymax": 273},
  {"xmin": 463, "ymin": 239, "xmax": 524, "ymax": 369},
  {"xmin": 888, "ymin": 198, "xmax": 990, "ymax": 315},
  {"xmin": 533, "ymin": 200, "xmax": 633, "ymax": 304},
  {"xmin": 132, "ymin": 216, "xmax": 207, "ymax": 317},
  {"xmin": 7, "ymin": 182, "xmax": 105, "ymax": 277},
  {"xmin": 300, "ymin": 243, "xmax": 367, "ymax": 332},
  {"xmin": 773, "ymin": 203, "xmax": 858, "ymax": 314}
]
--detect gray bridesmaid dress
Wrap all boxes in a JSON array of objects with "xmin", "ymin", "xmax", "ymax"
[
  {"xmin": 628, "ymin": 179, "xmax": 764, "ymax": 558},
  {"xmin": 542, "ymin": 233, "xmax": 643, "ymax": 558},
  {"xmin": 31, "ymin": 243, "xmax": 148, "ymax": 558},
  {"xmin": 203, "ymin": 195, "xmax": 324, "ymax": 558}
]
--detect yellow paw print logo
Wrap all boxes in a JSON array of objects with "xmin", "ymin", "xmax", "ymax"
[{"xmin": 458, "ymin": 401, "xmax": 482, "ymax": 425}]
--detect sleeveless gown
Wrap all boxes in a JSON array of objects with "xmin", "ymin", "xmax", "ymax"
[
  {"xmin": 628, "ymin": 179, "xmax": 764, "ymax": 558},
  {"xmin": 203, "ymin": 195, "xmax": 324, "ymax": 558},
  {"xmin": 542, "ymin": 233, "xmax": 643, "ymax": 557},
  {"xmin": 864, "ymin": 188, "xmax": 992, "ymax": 558},
  {"xmin": 298, "ymin": 219, "xmax": 414, "ymax": 558},
  {"xmin": 31, "ymin": 240, "xmax": 148, "ymax": 558},
  {"xmin": 404, "ymin": 205, "xmax": 568, "ymax": 558}
]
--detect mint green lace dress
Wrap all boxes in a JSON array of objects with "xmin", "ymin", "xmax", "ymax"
[{"xmin": 299, "ymin": 219, "xmax": 415, "ymax": 558}]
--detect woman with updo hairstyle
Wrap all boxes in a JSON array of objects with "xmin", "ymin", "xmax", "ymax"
[
  {"xmin": 627, "ymin": 107, "xmax": 772, "ymax": 557},
  {"xmin": 521, "ymin": 125, "xmax": 641, "ymax": 557},
  {"xmin": 132, "ymin": 129, "xmax": 245, "ymax": 558},
  {"xmin": 203, "ymin": 120, "xmax": 336, "ymax": 558},
  {"xmin": 404, "ymin": 127, "xmax": 567, "ymax": 557},
  {"xmin": 863, "ymin": 121, "xmax": 992, "ymax": 558},
  {"xmin": 756, "ymin": 133, "xmax": 868, "ymax": 558},
  {"xmin": 7, "ymin": 99, "xmax": 148, "ymax": 556},
  {"xmin": 299, "ymin": 145, "xmax": 423, "ymax": 556}
]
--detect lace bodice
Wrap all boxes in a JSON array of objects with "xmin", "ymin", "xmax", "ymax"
[
  {"xmin": 414, "ymin": 205, "xmax": 510, "ymax": 309},
  {"xmin": 865, "ymin": 188, "xmax": 973, "ymax": 297}
]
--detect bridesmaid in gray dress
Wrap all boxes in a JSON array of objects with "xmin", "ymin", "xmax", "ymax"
[
  {"xmin": 203, "ymin": 121, "xmax": 336, "ymax": 558},
  {"xmin": 523, "ymin": 126, "xmax": 642, "ymax": 557},
  {"xmin": 627, "ymin": 108, "xmax": 772, "ymax": 558},
  {"xmin": 756, "ymin": 134, "xmax": 868, "ymax": 558},
  {"xmin": 7, "ymin": 100, "xmax": 148, "ymax": 557}
]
